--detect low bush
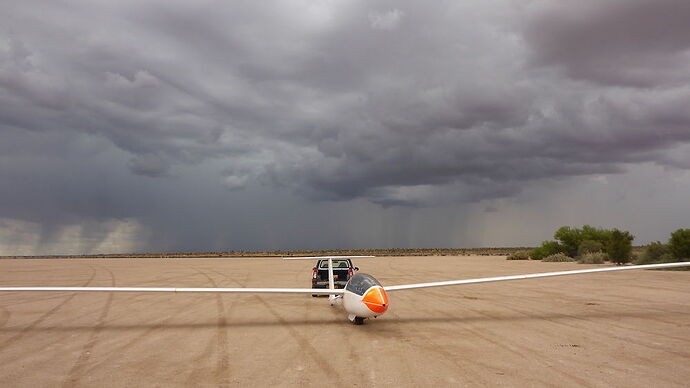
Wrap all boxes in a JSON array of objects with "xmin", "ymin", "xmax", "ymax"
[
  {"xmin": 529, "ymin": 247, "xmax": 546, "ymax": 260},
  {"xmin": 530, "ymin": 241, "xmax": 565, "ymax": 260},
  {"xmin": 577, "ymin": 252, "xmax": 607, "ymax": 264},
  {"xmin": 635, "ymin": 241, "xmax": 672, "ymax": 264},
  {"xmin": 669, "ymin": 229, "xmax": 690, "ymax": 260},
  {"xmin": 578, "ymin": 240, "xmax": 604, "ymax": 256},
  {"xmin": 542, "ymin": 253, "xmax": 575, "ymax": 262},
  {"xmin": 507, "ymin": 250, "xmax": 531, "ymax": 260}
]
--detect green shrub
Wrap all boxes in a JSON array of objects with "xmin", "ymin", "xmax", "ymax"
[
  {"xmin": 659, "ymin": 253, "xmax": 676, "ymax": 262},
  {"xmin": 534, "ymin": 225, "xmax": 635, "ymax": 263},
  {"xmin": 530, "ymin": 241, "xmax": 565, "ymax": 260},
  {"xmin": 530, "ymin": 247, "xmax": 545, "ymax": 260},
  {"xmin": 635, "ymin": 241, "xmax": 671, "ymax": 264},
  {"xmin": 507, "ymin": 250, "xmax": 530, "ymax": 260},
  {"xmin": 578, "ymin": 240, "xmax": 603, "ymax": 256},
  {"xmin": 577, "ymin": 252, "xmax": 607, "ymax": 264},
  {"xmin": 553, "ymin": 227, "xmax": 582, "ymax": 257},
  {"xmin": 554, "ymin": 225, "xmax": 612, "ymax": 257},
  {"xmin": 669, "ymin": 229, "xmax": 690, "ymax": 260},
  {"xmin": 607, "ymin": 229, "xmax": 634, "ymax": 265},
  {"xmin": 630, "ymin": 252, "xmax": 640, "ymax": 264},
  {"xmin": 584, "ymin": 225, "xmax": 612, "ymax": 240},
  {"xmin": 542, "ymin": 253, "xmax": 575, "ymax": 262}
]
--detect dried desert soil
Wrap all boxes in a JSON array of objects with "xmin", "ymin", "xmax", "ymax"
[{"xmin": 0, "ymin": 256, "xmax": 688, "ymax": 387}]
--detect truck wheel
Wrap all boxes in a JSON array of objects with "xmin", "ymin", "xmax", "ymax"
[
  {"xmin": 312, "ymin": 294, "xmax": 318, "ymax": 297},
  {"xmin": 353, "ymin": 317, "xmax": 365, "ymax": 325}
]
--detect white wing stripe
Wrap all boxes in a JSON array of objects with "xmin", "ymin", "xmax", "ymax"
[
  {"xmin": 384, "ymin": 262, "xmax": 690, "ymax": 291},
  {"xmin": 283, "ymin": 256, "xmax": 375, "ymax": 260},
  {"xmin": 0, "ymin": 287, "xmax": 345, "ymax": 294}
]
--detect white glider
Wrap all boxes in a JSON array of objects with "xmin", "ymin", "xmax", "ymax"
[{"xmin": 1, "ymin": 257, "xmax": 688, "ymax": 325}]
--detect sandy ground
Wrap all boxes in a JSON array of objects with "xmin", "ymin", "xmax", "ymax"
[{"xmin": 0, "ymin": 256, "xmax": 688, "ymax": 387}]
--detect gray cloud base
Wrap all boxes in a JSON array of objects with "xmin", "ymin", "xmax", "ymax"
[{"xmin": 1, "ymin": 0, "xmax": 690, "ymax": 253}]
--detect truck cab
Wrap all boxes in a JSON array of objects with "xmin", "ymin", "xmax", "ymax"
[{"xmin": 311, "ymin": 259, "xmax": 359, "ymax": 295}]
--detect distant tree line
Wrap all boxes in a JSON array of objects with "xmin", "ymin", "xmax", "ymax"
[{"xmin": 507, "ymin": 226, "xmax": 690, "ymax": 265}]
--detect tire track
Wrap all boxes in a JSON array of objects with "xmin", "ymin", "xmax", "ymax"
[
  {"xmin": 394, "ymin": 305, "xmax": 564, "ymax": 387},
  {"xmin": 408, "ymin": 298, "xmax": 681, "ymax": 382},
  {"xmin": 476, "ymin": 285, "xmax": 690, "ymax": 346},
  {"xmin": 250, "ymin": 294, "xmax": 346, "ymax": 387},
  {"xmin": 184, "ymin": 266, "xmax": 232, "ymax": 388},
  {"xmin": 522, "ymin": 284, "xmax": 690, "ymax": 325},
  {"xmin": 0, "ymin": 306, "xmax": 9, "ymax": 328},
  {"xmin": 62, "ymin": 265, "xmax": 116, "ymax": 388},
  {"xmin": 383, "ymin": 260, "xmax": 589, "ymax": 386},
  {"xmin": 383, "ymin": 309, "xmax": 491, "ymax": 386},
  {"xmin": 0, "ymin": 265, "xmax": 98, "ymax": 350},
  {"xmin": 487, "ymin": 295, "xmax": 690, "ymax": 359},
  {"xmin": 83, "ymin": 267, "xmax": 214, "ymax": 373},
  {"xmin": 0, "ymin": 270, "xmax": 207, "ymax": 365},
  {"xmin": 262, "ymin": 276, "xmax": 326, "ymax": 387},
  {"xmin": 201, "ymin": 266, "xmax": 346, "ymax": 388},
  {"xmin": 363, "ymin": 319, "xmax": 417, "ymax": 386},
  {"xmin": 0, "ymin": 272, "xmax": 194, "ymax": 308},
  {"xmin": 0, "ymin": 294, "xmax": 85, "ymax": 307},
  {"xmin": 437, "ymin": 293, "xmax": 684, "ymax": 383},
  {"xmin": 451, "ymin": 313, "xmax": 589, "ymax": 386},
  {"xmin": 383, "ymin": 258, "xmax": 563, "ymax": 385}
]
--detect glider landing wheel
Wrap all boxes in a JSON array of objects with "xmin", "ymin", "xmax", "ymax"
[{"xmin": 353, "ymin": 317, "xmax": 365, "ymax": 325}]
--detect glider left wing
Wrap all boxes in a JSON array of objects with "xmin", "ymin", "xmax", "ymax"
[
  {"xmin": 0, "ymin": 287, "xmax": 345, "ymax": 294},
  {"xmin": 0, "ymin": 256, "xmax": 373, "ymax": 294}
]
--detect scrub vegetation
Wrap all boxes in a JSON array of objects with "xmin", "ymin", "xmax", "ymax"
[
  {"xmin": 542, "ymin": 253, "xmax": 574, "ymax": 262},
  {"xmin": 634, "ymin": 229, "xmax": 690, "ymax": 268},
  {"xmin": 524, "ymin": 226, "xmax": 690, "ymax": 268},
  {"xmin": 577, "ymin": 252, "xmax": 607, "ymax": 264},
  {"xmin": 529, "ymin": 225, "xmax": 625, "ymax": 264},
  {"xmin": 507, "ymin": 250, "xmax": 531, "ymax": 260}
]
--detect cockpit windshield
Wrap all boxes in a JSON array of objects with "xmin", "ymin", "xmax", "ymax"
[{"xmin": 345, "ymin": 273, "xmax": 381, "ymax": 296}]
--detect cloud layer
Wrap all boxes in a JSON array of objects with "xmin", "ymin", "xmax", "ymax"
[{"xmin": 2, "ymin": 0, "xmax": 690, "ymax": 253}]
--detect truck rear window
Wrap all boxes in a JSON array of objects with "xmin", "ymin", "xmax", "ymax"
[{"xmin": 318, "ymin": 260, "xmax": 350, "ymax": 269}]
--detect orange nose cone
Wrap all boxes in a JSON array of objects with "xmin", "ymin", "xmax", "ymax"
[{"xmin": 363, "ymin": 287, "xmax": 389, "ymax": 314}]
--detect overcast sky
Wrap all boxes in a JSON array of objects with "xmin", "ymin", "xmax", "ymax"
[{"xmin": 2, "ymin": 0, "xmax": 690, "ymax": 255}]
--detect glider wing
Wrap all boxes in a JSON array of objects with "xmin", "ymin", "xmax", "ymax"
[
  {"xmin": 384, "ymin": 262, "xmax": 690, "ymax": 291},
  {"xmin": 282, "ymin": 256, "xmax": 375, "ymax": 260},
  {"xmin": 0, "ymin": 287, "xmax": 345, "ymax": 294}
]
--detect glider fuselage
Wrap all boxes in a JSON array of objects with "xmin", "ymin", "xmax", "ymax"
[{"xmin": 337, "ymin": 273, "xmax": 389, "ymax": 323}]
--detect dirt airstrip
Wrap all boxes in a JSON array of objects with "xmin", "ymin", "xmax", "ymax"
[{"xmin": 0, "ymin": 256, "xmax": 688, "ymax": 387}]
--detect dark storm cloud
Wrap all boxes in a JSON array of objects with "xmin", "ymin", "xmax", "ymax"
[
  {"xmin": 1, "ymin": 0, "xmax": 690, "ymax": 253},
  {"xmin": 524, "ymin": 0, "xmax": 690, "ymax": 87}
]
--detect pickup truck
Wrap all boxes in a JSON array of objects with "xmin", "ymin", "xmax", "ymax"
[{"xmin": 311, "ymin": 259, "xmax": 359, "ymax": 296}]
